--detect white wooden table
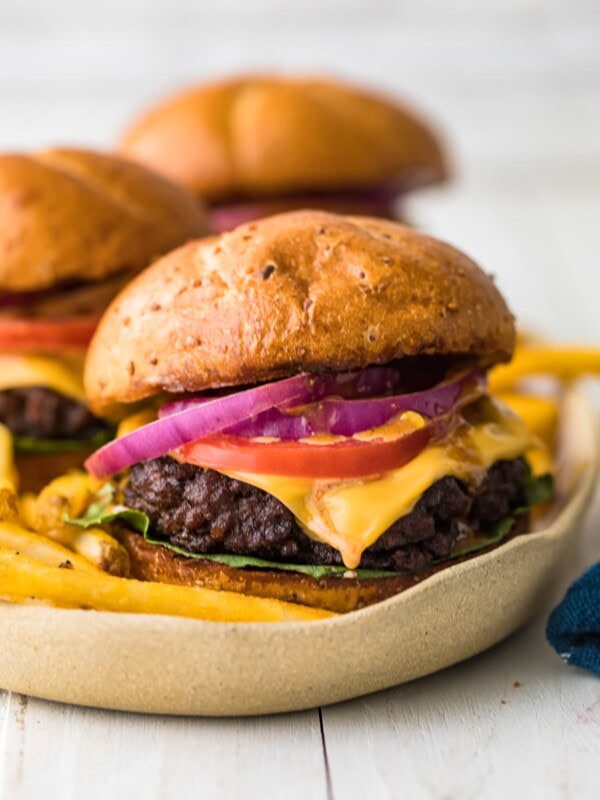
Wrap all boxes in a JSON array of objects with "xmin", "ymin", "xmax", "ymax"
[{"xmin": 0, "ymin": 1, "xmax": 599, "ymax": 797}]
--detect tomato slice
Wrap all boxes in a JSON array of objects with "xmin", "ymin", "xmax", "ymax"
[
  {"xmin": 0, "ymin": 315, "xmax": 100, "ymax": 352},
  {"xmin": 176, "ymin": 425, "xmax": 432, "ymax": 479}
]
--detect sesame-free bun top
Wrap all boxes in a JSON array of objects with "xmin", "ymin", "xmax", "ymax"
[
  {"xmin": 85, "ymin": 211, "xmax": 515, "ymax": 416},
  {"xmin": 0, "ymin": 148, "xmax": 210, "ymax": 292},
  {"xmin": 118, "ymin": 76, "xmax": 447, "ymax": 201}
]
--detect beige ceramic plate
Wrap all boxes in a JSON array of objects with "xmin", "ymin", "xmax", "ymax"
[{"xmin": 0, "ymin": 388, "xmax": 597, "ymax": 716}]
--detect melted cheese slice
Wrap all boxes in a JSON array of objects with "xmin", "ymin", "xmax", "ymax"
[
  {"xmin": 225, "ymin": 399, "xmax": 538, "ymax": 569},
  {"xmin": 0, "ymin": 354, "xmax": 85, "ymax": 402}
]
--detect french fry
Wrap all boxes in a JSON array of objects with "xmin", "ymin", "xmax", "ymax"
[
  {"xmin": 0, "ymin": 523, "xmax": 98, "ymax": 572},
  {"xmin": 0, "ymin": 423, "xmax": 17, "ymax": 488},
  {"xmin": 0, "ymin": 484, "xmax": 18, "ymax": 523},
  {"xmin": 0, "ymin": 551, "xmax": 335, "ymax": 623},
  {"xmin": 33, "ymin": 471, "xmax": 93, "ymax": 531},
  {"xmin": 62, "ymin": 526, "xmax": 130, "ymax": 577},
  {"xmin": 0, "ymin": 424, "xmax": 18, "ymax": 521},
  {"xmin": 490, "ymin": 347, "xmax": 600, "ymax": 392},
  {"xmin": 498, "ymin": 393, "xmax": 559, "ymax": 447},
  {"xmin": 36, "ymin": 525, "xmax": 130, "ymax": 577},
  {"xmin": 25, "ymin": 472, "xmax": 130, "ymax": 576},
  {"xmin": 0, "ymin": 594, "xmax": 62, "ymax": 607},
  {"xmin": 18, "ymin": 492, "xmax": 37, "ymax": 529}
]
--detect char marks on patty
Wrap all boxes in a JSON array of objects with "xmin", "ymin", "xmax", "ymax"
[{"xmin": 124, "ymin": 456, "xmax": 528, "ymax": 573}]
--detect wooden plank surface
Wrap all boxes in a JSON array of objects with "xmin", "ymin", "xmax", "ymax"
[{"xmin": 0, "ymin": 696, "xmax": 328, "ymax": 800}]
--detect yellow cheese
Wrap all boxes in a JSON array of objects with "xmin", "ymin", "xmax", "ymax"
[
  {"xmin": 226, "ymin": 398, "xmax": 539, "ymax": 569},
  {"xmin": 0, "ymin": 354, "xmax": 85, "ymax": 402},
  {"xmin": 117, "ymin": 409, "xmax": 157, "ymax": 438},
  {"xmin": 497, "ymin": 392, "xmax": 557, "ymax": 476},
  {"xmin": 497, "ymin": 392, "xmax": 558, "ymax": 447}
]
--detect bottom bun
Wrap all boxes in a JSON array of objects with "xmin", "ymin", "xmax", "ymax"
[{"xmin": 120, "ymin": 521, "xmax": 527, "ymax": 614}]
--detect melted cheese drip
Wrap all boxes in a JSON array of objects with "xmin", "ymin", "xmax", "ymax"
[
  {"xmin": 0, "ymin": 354, "xmax": 85, "ymax": 402},
  {"xmin": 225, "ymin": 398, "xmax": 539, "ymax": 569}
]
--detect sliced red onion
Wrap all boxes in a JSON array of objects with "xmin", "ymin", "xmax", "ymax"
[
  {"xmin": 226, "ymin": 369, "xmax": 484, "ymax": 438},
  {"xmin": 160, "ymin": 365, "xmax": 403, "ymax": 419},
  {"xmin": 210, "ymin": 204, "xmax": 270, "ymax": 233},
  {"xmin": 85, "ymin": 372, "xmax": 325, "ymax": 479},
  {"xmin": 160, "ymin": 368, "xmax": 485, "ymax": 440},
  {"xmin": 209, "ymin": 187, "xmax": 400, "ymax": 232}
]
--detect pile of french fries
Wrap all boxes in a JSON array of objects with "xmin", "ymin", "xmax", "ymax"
[
  {"xmin": 0, "ymin": 339, "xmax": 598, "ymax": 623},
  {"xmin": 0, "ymin": 426, "xmax": 333, "ymax": 622},
  {"xmin": 491, "ymin": 343, "xmax": 600, "ymax": 472},
  {"xmin": 490, "ymin": 345, "xmax": 600, "ymax": 394}
]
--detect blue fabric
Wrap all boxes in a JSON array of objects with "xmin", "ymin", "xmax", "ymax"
[{"xmin": 546, "ymin": 562, "xmax": 600, "ymax": 676}]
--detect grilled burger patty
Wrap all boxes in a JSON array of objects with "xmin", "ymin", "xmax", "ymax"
[
  {"xmin": 124, "ymin": 456, "xmax": 529, "ymax": 572},
  {"xmin": 0, "ymin": 387, "xmax": 107, "ymax": 440}
]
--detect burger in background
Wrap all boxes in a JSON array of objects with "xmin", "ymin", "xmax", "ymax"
[
  {"xmin": 118, "ymin": 75, "xmax": 447, "ymax": 232},
  {"xmin": 78, "ymin": 211, "xmax": 552, "ymax": 613},
  {"xmin": 0, "ymin": 148, "xmax": 209, "ymax": 490}
]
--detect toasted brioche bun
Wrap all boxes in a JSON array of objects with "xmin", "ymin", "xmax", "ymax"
[
  {"xmin": 120, "ymin": 518, "xmax": 528, "ymax": 614},
  {"xmin": 85, "ymin": 211, "xmax": 515, "ymax": 416},
  {"xmin": 0, "ymin": 148, "xmax": 210, "ymax": 292},
  {"xmin": 120, "ymin": 528, "xmax": 413, "ymax": 613},
  {"xmin": 118, "ymin": 76, "xmax": 447, "ymax": 200}
]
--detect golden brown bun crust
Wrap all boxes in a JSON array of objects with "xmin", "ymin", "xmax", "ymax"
[
  {"xmin": 0, "ymin": 148, "xmax": 210, "ymax": 291},
  {"xmin": 120, "ymin": 520, "xmax": 528, "ymax": 613},
  {"xmin": 118, "ymin": 76, "xmax": 447, "ymax": 200},
  {"xmin": 120, "ymin": 528, "xmax": 427, "ymax": 613},
  {"xmin": 85, "ymin": 211, "xmax": 515, "ymax": 416}
]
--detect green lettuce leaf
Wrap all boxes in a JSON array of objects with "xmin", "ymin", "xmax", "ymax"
[
  {"xmin": 524, "ymin": 471, "xmax": 554, "ymax": 507},
  {"xmin": 143, "ymin": 535, "xmax": 399, "ymax": 580},
  {"xmin": 14, "ymin": 429, "xmax": 113, "ymax": 455},
  {"xmin": 64, "ymin": 483, "xmax": 150, "ymax": 535}
]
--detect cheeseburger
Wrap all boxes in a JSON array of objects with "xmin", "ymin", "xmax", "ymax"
[
  {"xmin": 118, "ymin": 75, "xmax": 447, "ymax": 232},
  {"xmin": 0, "ymin": 148, "xmax": 209, "ymax": 489},
  {"xmin": 81, "ymin": 211, "xmax": 551, "ymax": 613}
]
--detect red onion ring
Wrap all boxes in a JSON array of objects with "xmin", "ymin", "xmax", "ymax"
[
  {"xmin": 160, "ymin": 365, "xmax": 404, "ymax": 419},
  {"xmin": 85, "ymin": 372, "xmax": 326, "ymax": 479},
  {"xmin": 161, "ymin": 369, "xmax": 485, "ymax": 439},
  {"xmin": 209, "ymin": 187, "xmax": 399, "ymax": 232}
]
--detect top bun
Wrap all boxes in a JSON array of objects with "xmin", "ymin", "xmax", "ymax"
[
  {"xmin": 118, "ymin": 76, "xmax": 447, "ymax": 201},
  {"xmin": 85, "ymin": 211, "xmax": 515, "ymax": 416},
  {"xmin": 0, "ymin": 148, "xmax": 210, "ymax": 292}
]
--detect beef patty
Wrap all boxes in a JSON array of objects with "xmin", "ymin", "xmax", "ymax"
[
  {"xmin": 0, "ymin": 387, "xmax": 106, "ymax": 440},
  {"xmin": 124, "ymin": 456, "xmax": 529, "ymax": 572}
]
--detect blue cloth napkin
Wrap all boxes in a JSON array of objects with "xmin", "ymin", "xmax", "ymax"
[{"xmin": 547, "ymin": 562, "xmax": 600, "ymax": 676}]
